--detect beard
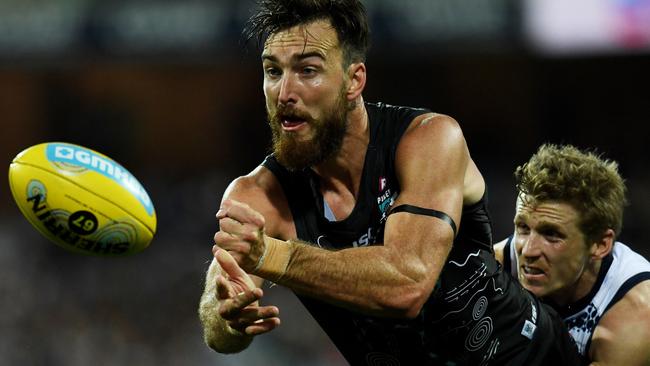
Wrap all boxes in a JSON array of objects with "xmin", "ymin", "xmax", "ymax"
[{"xmin": 268, "ymin": 87, "xmax": 352, "ymax": 171}]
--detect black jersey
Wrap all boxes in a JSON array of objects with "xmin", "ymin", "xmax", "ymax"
[{"xmin": 262, "ymin": 102, "xmax": 581, "ymax": 365}]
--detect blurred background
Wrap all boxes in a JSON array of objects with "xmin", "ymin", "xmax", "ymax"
[{"xmin": 1, "ymin": 0, "xmax": 649, "ymax": 365}]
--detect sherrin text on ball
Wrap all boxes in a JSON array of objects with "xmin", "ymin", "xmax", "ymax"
[{"xmin": 8, "ymin": 142, "xmax": 156, "ymax": 256}]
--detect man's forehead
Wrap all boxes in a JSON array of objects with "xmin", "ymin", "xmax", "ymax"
[
  {"xmin": 515, "ymin": 194, "xmax": 532, "ymax": 211},
  {"xmin": 515, "ymin": 195, "xmax": 579, "ymax": 225},
  {"xmin": 263, "ymin": 20, "xmax": 339, "ymax": 57}
]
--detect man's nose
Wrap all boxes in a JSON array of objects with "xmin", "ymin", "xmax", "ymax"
[
  {"xmin": 278, "ymin": 73, "xmax": 299, "ymax": 106},
  {"xmin": 521, "ymin": 234, "xmax": 543, "ymax": 259}
]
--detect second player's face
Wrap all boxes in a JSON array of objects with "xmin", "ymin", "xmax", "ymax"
[
  {"xmin": 513, "ymin": 196, "xmax": 593, "ymax": 304},
  {"xmin": 261, "ymin": 19, "xmax": 351, "ymax": 170}
]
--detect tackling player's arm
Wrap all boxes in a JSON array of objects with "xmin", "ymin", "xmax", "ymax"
[
  {"xmin": 218, "ymin": 114, "xmax": 481, "ymax": 319},
  {"xmin": 588, "ymin": 281, "xmax": 650, "ymax": 366},
  {"xmin": 199, "ymin": 172, "xmax": 289, "ymax": 353}
]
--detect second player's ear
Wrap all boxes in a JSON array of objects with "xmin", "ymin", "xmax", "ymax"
[
  {"xmin": 590, "ymin": 229, "xmax": 615, "ymax": 260},
  {"xmin": 346, "ymin": 62, "xmax": 366, "ymax": 100}
]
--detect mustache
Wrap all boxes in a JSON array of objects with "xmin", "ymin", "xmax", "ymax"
[{"xmin": 271, "ymin": 105, "xmax": 313, "ymax": 122}]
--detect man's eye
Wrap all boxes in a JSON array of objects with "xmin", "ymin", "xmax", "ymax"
[
  {"xmin": 515, "ymin": 223, "xmax": 530, "ymax": 234},
  {"xmin": 543, "ymin": 231, "xmax": 563, "ymax": 243},
  {"xmin": 265, "ymin": 67, "xmax": 281, "ymax": 77}
]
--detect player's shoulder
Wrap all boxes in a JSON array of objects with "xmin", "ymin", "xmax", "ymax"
[
  {"xmin": 397, "ymin": 112, "xmax": 466, "ymax": 160},
  {"xmin": 597, "ymin": 242, "xmax": 650, "ymax": 324},
  {"xmin": 224, "ymin": 165, "xmax": 285, "ymax": 208},
  {"xmin": 401, "ymin": 113, "xmax": 464, "ymax": 147},
  {"xmin": 224, "ymin": 165, "xmax": 294, "ymax": 239},
  {"xmin": 599, "ymin": 279, "xmax": 650, "ymax": 330},
  {"xmin": 616, "ymin": 279, "xmax": 650, "ymax": 311},
  {"xmin": 405, "ymin": 112, "xmax": 461, "ymax": 133},
  {"xmin": 591, "ymin": 279, "xmax": 650, "ymax": 363}
]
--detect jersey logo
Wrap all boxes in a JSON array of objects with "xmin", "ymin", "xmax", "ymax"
[
  {"xmin": 521, "ymin": 320, "xmax": 536, "ymax": 340},
  {"xmin": 565, "ymin": 302, "xmax": 600, "ymax": 354},
  {"xmin": 352, "ymin": 227, "xmax": 375, "ymax": 247},
  {"xmin": 376, "ymin": 177, "xmax": 397, "ymax": 223},
  {"xmin": 316, "ymin": 235, "xmax": 328, "ymax": 248}
]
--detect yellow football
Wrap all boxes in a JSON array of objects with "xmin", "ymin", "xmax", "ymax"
[{"xmin": 8, "ymin": 142, "xmax": 156, "ymax": 256}]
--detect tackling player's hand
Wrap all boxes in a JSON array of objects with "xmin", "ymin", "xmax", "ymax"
[
  {"xmin": 213, "ymin": 247, "xmax": 280, "ymax": 336},
  {"xmin": 215, "ymin": 199, "xmax": 267, "ymax": 272}
]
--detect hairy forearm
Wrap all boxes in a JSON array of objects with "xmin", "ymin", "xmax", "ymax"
[
  {"xmin": 292, "ymin": 244, "xmax": 422, "ymax": 317},
  {"xmin": 256, "ymin": 237, "xmax": 446, "ymax": 318},
  {"xmin": 198, "ymin": 272, "xmax": 253, "ymax": 353}
]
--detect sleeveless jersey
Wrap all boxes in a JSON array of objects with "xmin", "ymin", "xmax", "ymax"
[
  {"xmin": 263, "ymin": 102, "xmax": 581, "ymax": 365},
  {"xmin": 504, "ymin": 238, "xmax": 650, "ymax": 356}
]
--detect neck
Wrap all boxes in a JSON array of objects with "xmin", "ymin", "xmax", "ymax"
[
  {"xmin": 551, "ymin": 258, "xmax": 602, "ymax": 307},
  {"xmin": 312, "ymin": 97, "xmax": 369, "ymax": 197}
]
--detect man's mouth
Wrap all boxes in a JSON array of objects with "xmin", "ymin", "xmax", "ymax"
[
  {"xmin": 522, "ymin": 265, "xmax": 546, "ymax": 277},
  {"xmin": 281, "ymin": 116, "xmax": 307, "ymax": 130}
]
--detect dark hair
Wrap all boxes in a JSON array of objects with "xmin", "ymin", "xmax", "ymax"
[
  {"xmin": 515, "ymin": 144, "xmax": 627, "ymax": 243},
  {"xmin": 243, "ymin": 0, "xmax": 370, "ymax": 65}
]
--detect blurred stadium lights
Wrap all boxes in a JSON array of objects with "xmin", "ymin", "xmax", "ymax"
[
  {"xmin": 374, "ymin": 0, "xmax": 515, "ymax": 45},
  {"xmin": 0, "ymin": 0, "xmax": 648, "ymax": 62},
  {"xmin": 0, "ymin": 0, "xmax": 239, "ymax": 61},
  {"xmin": 0, "ymin": 0, "xmax": 518, "ymax": 62},
  {"xmin": 524, "ymin": 0, "xmax": 650, "ymax": 55},
  {"xmin": 95, "ymin": 2, "xmax": 228, "ymax": 53},
  {"xmin": 0, "ymin": 2, "xmax": 85, "ymax": 55}
]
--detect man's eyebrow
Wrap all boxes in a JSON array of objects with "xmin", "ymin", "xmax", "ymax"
[
  {"xmin": 537, "ymin": 220, "xmax": 567, "ymax": 230},
  {"xmin": 262, "ymin": 51, "xmax": 326, "ymax": 63},
  {"xmin": 294, "ymin": 51, "xmax": 326, "ymax": 61},
  {"xmin": 262, "ymin": 54, "xmax": 278, "ymax": 62},
  {"xmin": 514, "ymin": 213, "xmax": 528, "ymax": 223}
]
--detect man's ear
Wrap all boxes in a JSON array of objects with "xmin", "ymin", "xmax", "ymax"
[
  {"xmin": 346, "ymin": 62, "xmax": 366, "ymax": 100},
  {"xmin": 590, "ymin": 229, "xmax": 615, "ymax": 260}
]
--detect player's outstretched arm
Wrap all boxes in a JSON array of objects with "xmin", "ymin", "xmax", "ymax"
[
  {"xmin": 198, "ymin": 248, "xmax": 280, "ymax": 354},
  {"xmin": 216, "ymin": 114, "xmax": 476, "ymax": 319}
]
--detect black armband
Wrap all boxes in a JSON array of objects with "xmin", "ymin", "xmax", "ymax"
[{"xmin": 388, "ymin": 204, "xmax": 457, "ymax": 237}]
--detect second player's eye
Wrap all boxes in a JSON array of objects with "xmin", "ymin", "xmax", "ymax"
[
  {"xmin": 301, "ymin": 66, "xmax": 318, "ymax": 75},
  {"xmin": 515, "ymin": 222, "xmax": 530, "ymax": 235},
  {"xmin": 542, "ymin": 230, "xmax": 563, "ymax": 243}
]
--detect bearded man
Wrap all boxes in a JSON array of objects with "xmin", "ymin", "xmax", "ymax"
[{"xmin": 199, "ymin": 1, "xmax": 582, "ymax": 364}]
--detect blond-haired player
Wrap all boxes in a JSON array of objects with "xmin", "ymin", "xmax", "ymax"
[{"xmin": 495, "ymin": 144, "xmax": 650, "ymax": 365}]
